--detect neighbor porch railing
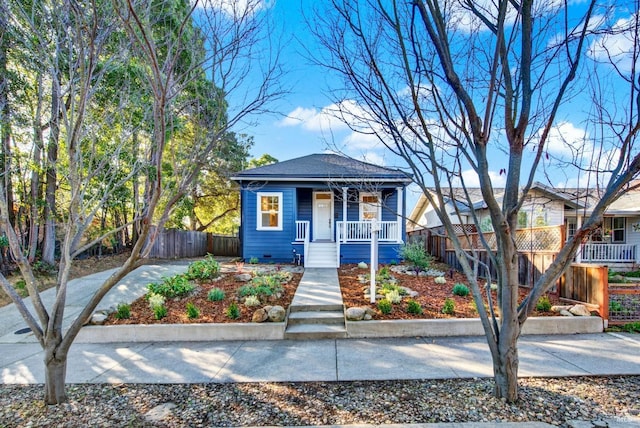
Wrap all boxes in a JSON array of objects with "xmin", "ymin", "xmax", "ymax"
[
  {"xmin": 336, "ymin": 220, "xmax": 399, "ymax": 242},
  {"xmin": 580, "ymin": 243, "xmax": 637, "ymax": 263}
]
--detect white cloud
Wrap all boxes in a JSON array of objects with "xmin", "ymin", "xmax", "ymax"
[
  {"xmin": 343, "ymin": 131, "xmax": 383, "ymax": 150},
  {"xmin": 588, "ymin": 13, "xmax": 639, "ymax": 73},
  {"xmin": 195, "ymin": 0, "xmax": 272, "ymax": 17},
  {"xmin": 452, "ymin": 169, "xmax": 507, "ymax": 187},
  {"xmin": 277, "ymin": 103, "xmax": 354, "ymax": 132},
  {"xmin": 355, "ymin": 151, "xmax": 386, "ymax": 166},
  {"xmin": 542, "ymin": 121, "xmax": 591, "ymax": 158}
]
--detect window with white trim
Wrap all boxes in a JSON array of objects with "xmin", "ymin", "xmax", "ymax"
[
  {"xmin": 359, "ymin": 192, "xmax": 381, "ymax": 221},
  {"xmin": 257, "ymin": 192, "xmax": 282, "ymax": 230},
  {"xmin": 612, "ymin": 217, "xmax": 625, "ymax": 243}
]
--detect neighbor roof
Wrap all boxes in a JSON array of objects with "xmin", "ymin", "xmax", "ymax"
[{"xmin": 231, "ymin": 153, "xmax": 411, "ymax": 183}]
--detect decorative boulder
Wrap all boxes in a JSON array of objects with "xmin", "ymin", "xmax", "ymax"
[
  {"xmin": 569, "ymin": 304, "xmax": 591, "ymax": 317},
  {"xmin": 90, "ymin": 312, "xmax": 108, "ymax": 325},
  {"xmin": 559, "ymin": 309, "xmax": 574, "ymax": 317},
  {"xmin": 252, "ymin": 308, "xmax": 269, "ymax": 323},
  {"xmin": 358, "ymin": 262, "xmax": 368, "ymax": 269},
  {"xmin": 235, "ymin": 273, "xmax": 252, "ymax": 282},
  {"xmin": 346, "ymin": 307, "xmax": 366, "ymax": 321},
  {"xmin": 267, "ymin": 305, "xmax": 286, "ymax": 322}
]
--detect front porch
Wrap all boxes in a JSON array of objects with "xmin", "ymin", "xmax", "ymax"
[{"xmin": 578, "ymin": 243, "xmax": 638, "ymax": 266}]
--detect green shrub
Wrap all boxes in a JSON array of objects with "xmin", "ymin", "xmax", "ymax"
[
  {"xmin": 399, "ymin": 241, "xmax": 432, "ymax": 273},
  {"xmin": 536, "ymin": 296, "xmax": 552, "ymax": 312},
  {"xmin": 237, "ymin": 274, "xmax": 284, "ymax": 299},
  {"xmin": 32, "ymin": 260, "xmax": 57, "ymax": 276},
  {"xmin": 380, "ymin": 282, "xmax": 407, "ymax": 296},
  {"xmin": 185, "ymin": 255, "xmax": 220, "ymax": 281},
  {"xmin": 377, "ymin": 266, "xmax": 392, "ymax": 281},
  {"xmin": 147, "ymin": 275, "xmax": 195, "ymax": 298},
  {"xmin": 622, "ymin": 270, "xmax": 640, "ymax": 278},
  {"xmin": 14, "ymin": 280, "xmax": 27, "ymax": 297},
  {"xmin": 377, "ymin": 299, "xmax": 392, "ymax": 314},
  {"xmin": 622, "ymin": 322, "xmax": 640, "ymax": 333},
  {"xmin": 249, "ymin": 257, "xmax": 259, "ymax": 264},
  {"xmin": 406, "ymin": 299, "xmax": 423, "ymax": 315},
  {"xmin": 244, "ymin": 295, "xmax": 261, "ymax": 306},
  {"xmin": 207, "ymin": 288, "xmax": 225, "ymax": 302},
  {"xmin": 186, "ymin": 302, "xmax": 200, "ymax": 319},
  {"xmin": 147, "ymin": 293, "xmax": 166, "ymax": 310},
  {"xmin": 153, "ymin": 305, "xmax": 168, "ymax": 320},
  {"xmin": 115, "ymin": 303, "xmax": 131, "ymax": 320},
  {"xmin": 609, "ymin": 300, "xmax": 623, "ymax": 312},
  {"xmin": 226, "ymin": 302, "xmax": 241, "ymax": 319},
  {"xmin": 452, "ymin": 283, "xmax": 470, "ymax": 297},
  {"xmin": 385, "ymin": 289, "xmax": 402, "ymax": 304},
  {"xmin": 442, "ymin": 298, "xmax": 455, "ymax": 315}
]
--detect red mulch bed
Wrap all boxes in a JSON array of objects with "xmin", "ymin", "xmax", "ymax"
[
  {"xmin": 105, "ymin": 263, "xmax": 559, "ymax": 325},
  {"xmin": 338, "ymin": 263, "xmax": 560, "ymax": 320},
  {"xmin": 105, "ymin": 272, "xmax": 302, "ymax": 324}
]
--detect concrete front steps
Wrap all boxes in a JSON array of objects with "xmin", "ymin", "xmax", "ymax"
[
  {"xmin": 284, "ymin": 304, "xmax": 347, "ymax": 339},
  {"xmin": 305, "ymin": 242, "xmax": 338, "ymax": 268}
]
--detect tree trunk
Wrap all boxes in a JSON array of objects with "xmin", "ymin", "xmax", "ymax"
[
  {"xmin": 493, "ymin": 340, "xmax": 519, "ymax": 402},
  {"xmin": 43, "ymin": 345, "xmax": 68, "ymax": 404},
  {"xmin": 42, "ymin": 70, "xmax": 60, "ymax": 265}
]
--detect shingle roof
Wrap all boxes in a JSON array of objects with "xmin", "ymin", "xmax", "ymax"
[{"xmin": 231, "ymin": 153, "xmax": 411, "ymax": 182}]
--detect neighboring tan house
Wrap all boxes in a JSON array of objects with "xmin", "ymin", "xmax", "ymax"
[
  {"xmin": 408, "ymin": 182, "xmax": 640, "ymax": 270},
  {"xmin": 231, "ymin": 153, "xmax": 412, "ymax": 267}
]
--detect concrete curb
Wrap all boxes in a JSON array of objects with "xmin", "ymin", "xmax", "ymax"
[{"xmin": 76, "ymin": 316, "xmax": 603, "ymax": 343}]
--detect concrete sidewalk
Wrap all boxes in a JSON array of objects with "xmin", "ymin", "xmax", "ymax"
[{"xmin": 1, "ymin": 332, "xmax": 639, "ymax": 384}]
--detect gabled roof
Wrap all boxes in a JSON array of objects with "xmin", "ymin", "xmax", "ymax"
[{"xmin": 231, "ymin": 153, "xmax": 411, "ymax": 183}]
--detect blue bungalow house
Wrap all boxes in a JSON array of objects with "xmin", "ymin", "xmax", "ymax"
[{"xmin": 231, "ymin": 153, "xmax": 412, "ymax": 267}]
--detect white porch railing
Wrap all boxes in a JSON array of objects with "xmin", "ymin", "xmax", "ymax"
[
  {"xmin": 580, "ymin": 243, "xmax": 637, "ymax": 262},
  {"xmin": 336, "ymin": 221, "xmax": 399, "ymax": 242},
  {"xmin": 295, "ymin": 221, "xmax": 310, "ymax": 268}
]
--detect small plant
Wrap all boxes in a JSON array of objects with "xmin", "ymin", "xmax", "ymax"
[
  {"xmin": 148, "ymin": 293, "xmax": 168, "ymax": 320},
  {"xmin": 609, "ymin": 300, "xmax": 623, "ymax": 312},
  {"xmin": 452, "ymin": 283, "xmax": 470, "ymax": 296},
  {"xmin": 536, "ymin": 296, "xmax": 552, "ymax": 312},
  {"xmin": 115, "ymin": 303, "xmax": 131, "ymax": 320},
  {"xmin": 406, "ymin": 299, "xmax": 423, "ymax": 315},
  {"xmin": 153, "ymin": 305, "xmax": 168, "ymax": 320},
  {"xmin": 207, "ymin": 288, "xmax": 225, "ymax": 302},
  {"xmin": 147, "ymin": 275, "xmax": 195, "ymax": 298},
  {"xmin": 389, "ymin": 259, "xmax": 398, "ymax": 265},
  {"xmin": 377, "ymin": 266, "xmax": 391, "ymax": 280},
  {"xmin": 442, "ymin": 298, "xmax": 455, "ymax": 315},
  {"xmin": 14, "ymin": 280, "xmax": 27, "ymax": 297},
  {"xmin": 399, "ymin": 241, "xmax": 432, "ymax": 274},
  {"xmin": 147, "ymin": 293, "xmax": 166, "ymax": 310},
  {"xmin": 226, "ymin": 302, "xmax": 241, "ymax": 319},
  {"xmin": 385, "ymin": 289, "xmax": 402, "ymax": 304},
  {"xmin": 434, "ymin": 276, "xmax": 447, "ymax": 284},
  {"xmin": 249, "ymin": 257, "xmax": 259, "ymax": 264},
  {"xmin": 185, "ymin": 255, "xmax": 220, "ymax": 281},
  {"xmin": 380, "ymin": 282, "xmax": 407, "ymax": 296},
  {"xmin": 244, "ymin": 295, "xmax": 261, "ymax": 306},
  {"xmin": 32, "ymin": 260, "xmax": 57, "ymax": 276},
  {"xmin": 622, "ymin": 322, "xmax": 640, "ymax": 333},
  {"xmin": 377, "ymin": 299, "xmax": 392, "ymax": 314},
  {"xmin": 186, "ymin": 302, "xmax": 200, "ymax": 319},
  {"xmin": 235, "ymin": 261, "xmax": 245, "ymax": 273}
]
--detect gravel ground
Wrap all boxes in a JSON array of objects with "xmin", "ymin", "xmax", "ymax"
[{"xmin": 1, "ymin": 376, "xmax": 639, "ymax": 427}]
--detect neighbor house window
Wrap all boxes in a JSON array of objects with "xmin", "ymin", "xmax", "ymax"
[
  {"xmin": 359, "ymin": 192, "xmax": 381, "ymax": 221},
  {"xmin": 257, "ymin": 192, "xmax": 282, "ymax": 230},
  {"xmin": 612, "ymin": 217, "xmax": 625, "ymax": 243}
]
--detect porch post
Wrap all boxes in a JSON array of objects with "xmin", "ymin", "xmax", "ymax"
[
  {"xmin": 396, "ymin": 187, "xmax": 403, "ymax": 243},
  {"xmin": 342, "ymin": 187, "xmax": 348, "ymax": 243},
  {"xmin": 576, "ymin": 215, "xmax": 583, "ymax": 263}
]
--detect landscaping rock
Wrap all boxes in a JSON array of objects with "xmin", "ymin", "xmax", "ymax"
[
  {"xmin": 267, "ymin": 305, "xmax": 286, "ymax": 322},
  {"xmin": 90, "ymin": 312, "xmax": 108, "ymax": 325},
  {"xmin": 346, "ymin": 307, "xmax": 366, "ymax": 321},
  {"xmin": 551, "ymin": 305, "xmax": 572, "ymax": 313},
  {"xmin": 144, "ymin": 402, "xmax": 176, "ymax": 423},
  {"xmin": 358, "ymin": 262, "xmax": 368, "ymax": 269},
  {"xmin": 252, "ymin": 308, "xmax": 269, "ymax": 323},
  {"xmin": 569, "ymin": 304, "xmax": 591, "ymax": 316},
  {"xmin": 235, "ymin": 273, "xmax": 252, "ymax": 282},
  {"xmin": 560, "ymin": 309, "xmax": 574, "ymax": 317}
]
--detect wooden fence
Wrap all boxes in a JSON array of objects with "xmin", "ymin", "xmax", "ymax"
[
  {"xmin": 409, "ymin": 227, "xmax": 640, "ymax": 324},
  {"xmin": 147, "ymin": 229, "xmax": 240, "ymax": 259}
]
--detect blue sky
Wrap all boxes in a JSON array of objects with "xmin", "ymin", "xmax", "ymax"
[{"xmin": 221, "ymin": 0, "xmax": 638, "ymax": 208}]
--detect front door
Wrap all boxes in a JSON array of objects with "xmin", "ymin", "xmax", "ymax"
[{"xmin": 313, "ymin": 191, "xmax": 333, "ymax": 241}]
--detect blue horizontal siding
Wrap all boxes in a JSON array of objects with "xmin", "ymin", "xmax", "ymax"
[{"xmin": 339, "ymin": 243, "xmax": 402, "ymax": 264}]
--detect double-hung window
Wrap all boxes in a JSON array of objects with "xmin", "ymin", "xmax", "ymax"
[
  {"xmin": 257, "ymin": 192, "xmax": 282, "ymax": 230},
  {"xmin": 359, "ymin": 192, "xmax": 381, "ymax": 221}
]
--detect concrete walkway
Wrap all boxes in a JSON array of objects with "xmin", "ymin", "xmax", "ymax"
[{"xmin": 290, "ymin": 267, "xmax": 343, "ymax": 309}]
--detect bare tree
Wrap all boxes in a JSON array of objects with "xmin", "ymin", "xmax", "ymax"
[
  {"xmin": 0, "ymin": 0, "xmax": 283, "ymax": 404},
  {"xmin": 312, "ymin": 0, "xmax": 640, "ymax": 402}
]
